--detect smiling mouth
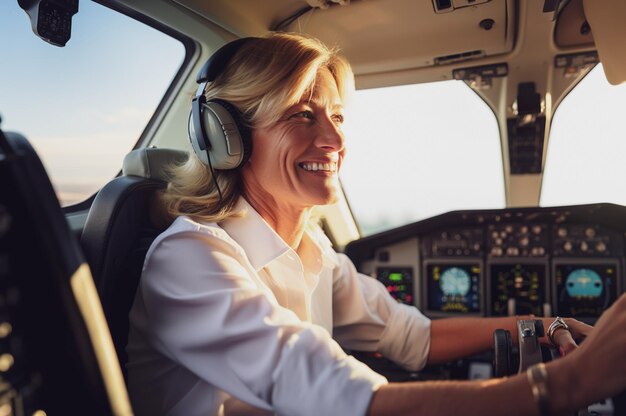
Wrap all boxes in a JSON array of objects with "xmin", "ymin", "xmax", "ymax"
[{"xmin": 299, "ymin": 162, "xmax": 338, "ymax": 173}]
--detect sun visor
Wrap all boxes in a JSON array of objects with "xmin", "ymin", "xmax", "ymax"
[{"xmin": 583, "ymin": 0, "xmax": 626, "ymax": 85}]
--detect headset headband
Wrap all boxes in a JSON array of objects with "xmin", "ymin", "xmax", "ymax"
[{"xmin": 197, "ymin": 37, "xmax": 260, "ymax": 83}]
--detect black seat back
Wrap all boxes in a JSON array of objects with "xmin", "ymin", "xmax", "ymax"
[
  {"xmin": 0, "ymin": 130, "xmax": 132, "ymax": 415},
  {"xmin": 81, "ymin": 148, "xmax": 188, "ymax": 377}
]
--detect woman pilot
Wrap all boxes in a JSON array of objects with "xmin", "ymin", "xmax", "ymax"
[{"xmin": 127, "ymin": 32, "xmax": 626, "ymax": 416}]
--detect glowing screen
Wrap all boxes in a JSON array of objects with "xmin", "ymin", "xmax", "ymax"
[
  {"xmin": 377, "ymin": 268, "xmax": 414, "ymax": 304},
  {"xmin": 490, "ymin": 263, "xmax": 545, "ymax": 316},
  {"xmin": 427, "ymin": 263, "xmax": 481, "ymax": 313},
  {"xmin": 565, "ymin": 268, "xmax": 603, "ymax": 298},
  {"xmin": 555, "ymin": 263, "xmax": 618, "ymax": 318}
]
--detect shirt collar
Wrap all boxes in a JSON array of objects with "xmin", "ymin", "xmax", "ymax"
[
  {"xmin": 307, "ymin": 221, "xmax": 340, "ymax": 270},
  {"xmin": 219, "ymin": 198, "xmax": 338, "ymax": 272},
  {"xmin": 219, "ymin": 198, "xmax": 289, "ymax": 271}
]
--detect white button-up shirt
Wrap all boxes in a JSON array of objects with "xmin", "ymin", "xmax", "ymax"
[{"xmin": 127, "ymin": 199, "xmax": 431, "ymax": 416}]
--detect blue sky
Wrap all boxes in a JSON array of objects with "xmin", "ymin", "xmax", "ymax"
[
  {"xmin": 1, "ymin": 1, "xmax": 184, "ymax": 203},
  {"xmin": 1, "ymin": 1, "xmax": 183, "ymax": 138}
]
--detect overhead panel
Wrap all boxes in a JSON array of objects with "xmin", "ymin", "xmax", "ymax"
[
  {"xmin": 179, "ymin": 0, "xmax": 516, "ymax": 77},
  {"xmin": 283, "ymin": 0, "xmax": 516, "ymax": 75},
  {"xmin": 553, "ymin": 0, "xmax": 594, "ymax": 48}
]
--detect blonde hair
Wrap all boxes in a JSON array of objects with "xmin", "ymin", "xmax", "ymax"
[{"xmin": 161, "ymin": 32, "xmax": 354, "ymax": 223}]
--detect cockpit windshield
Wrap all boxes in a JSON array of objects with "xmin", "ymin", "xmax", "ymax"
[{"xmin": 341, "ymin": 80, "xmax": 504, "ymax": 235}]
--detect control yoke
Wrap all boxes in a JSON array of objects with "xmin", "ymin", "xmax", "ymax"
[
  {"xmin": 493, "ymin": 320, "xmax": 615, "ymax": 414},
  {"xmin": 493, "ymin": 319, "xmax": 544, "ymax": 378}
]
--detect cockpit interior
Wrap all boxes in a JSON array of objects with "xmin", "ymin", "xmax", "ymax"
[{"xmin": 2, "ymin": 0, "xmax": 626, "ymax": 414}]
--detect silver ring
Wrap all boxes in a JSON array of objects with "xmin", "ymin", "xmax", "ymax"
[{"xmin": 547, "ymin": 316, "xmax": 569, "ymax": 347}]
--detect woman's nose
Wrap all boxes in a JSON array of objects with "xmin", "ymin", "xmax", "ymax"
[{"xmin": 315, "ymin": 117, "xmax": 345, "ymax": 151}]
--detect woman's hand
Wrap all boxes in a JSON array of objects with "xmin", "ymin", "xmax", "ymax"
[
  {"xmin": 564, "ymin": 293, "xmax": 626, "ymax": 406},
  {"xmin": 541, "ymin": 317, "xmax": 593, "ymax": 356},
  {"xmin": 555, "ymin": 318, "xmax": 593, "ymax": 355}
]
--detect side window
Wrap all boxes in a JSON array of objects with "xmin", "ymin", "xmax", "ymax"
[
  {"xmin": 1, "ymin": 2, "xmax": 186, "ymax": 206},
  {"xmin": 541, "ymin": 64, "xmax": 626, "ymax": 207},
  {"xmin": 341, "ymin": 81, "xmax": 504, "ymax": 235}
]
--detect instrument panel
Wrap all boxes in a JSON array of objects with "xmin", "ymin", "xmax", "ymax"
[
  {"xmin": 345, "ymin": 204, "xmax": 625, "ymax": 323},
  {"xmin": 425, "ymin": 261, "xmax": 482, "ymax": 314}
]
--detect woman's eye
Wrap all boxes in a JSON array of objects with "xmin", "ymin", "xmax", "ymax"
[
  {"xmin": 291, "ymin": 111, "xmax": 314, "ymax": 120},
  {"xmin": 332, "ymin": 114, "xmax": 345, "ymax": 124}
]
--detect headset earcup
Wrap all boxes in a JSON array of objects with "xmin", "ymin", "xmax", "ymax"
[
  {"xmin": 188, "ymin": 99, "xmax": 210, "ymax": 167},
  {"xmin": 210, "ymin": 99, "xmax": 252, "ymax": 168},
  {"xmin": 188, "ymin": 99, "xmax": 251, "ymax": 170}
]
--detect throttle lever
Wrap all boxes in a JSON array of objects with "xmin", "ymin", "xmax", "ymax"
[{"xmin": 517, "ymin": 319, "xmax": 544, "ymax": 372}]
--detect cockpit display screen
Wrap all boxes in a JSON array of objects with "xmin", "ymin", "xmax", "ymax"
[
  {"xmin": 376, "ymin": 267, "xmax": 414, "ymax": 305},
  {"xmin": 554, "ymin": 262, "xmax": 618, "ymax": 318},
  {"xmin": 425, "ymin": 263, "xmax": 482, "ymax": 314},
  {"xmin": 490, "ymin": 263, "xmax": 546, "ymax": 316}
]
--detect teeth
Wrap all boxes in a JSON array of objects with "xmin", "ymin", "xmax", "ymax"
[{"xmin": 300, "ymin": 162, "xmax": 337, "ymax": 172}]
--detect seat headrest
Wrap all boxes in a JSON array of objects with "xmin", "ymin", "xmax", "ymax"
[{"xmin": 122, "ymin": 148, "xmax": 189, "ymax": 181}]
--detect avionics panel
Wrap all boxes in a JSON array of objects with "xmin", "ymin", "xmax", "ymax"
[
  {"xmin": 553, "ymin": 260, "xmax": 620, "ymax": 319},
  {"xmin": 487, "ymin": 223, "xmax": 549, "ymax": 257},
  {"xmin": 376, "ymin": 267, "xmax": 414, "ymax": 305},
  {"xmin": 489, "ymin": 261, "xmax": 548, "ymax": 316},
  {"xmin": 423, "ymin": 260, "xmax": 483, "ymax": 316},
  {"xmin": 345, "ymin": 204, "xmax": 626, "ymax": 322}
]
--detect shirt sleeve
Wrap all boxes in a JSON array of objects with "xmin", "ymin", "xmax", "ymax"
[
  {"xmin": 332, "ymin": 253, "xmax": 432, "ymax": 372},
  {"xmin": 139, "ymin": 228, "xmax": 387, "ymax": 416}
]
